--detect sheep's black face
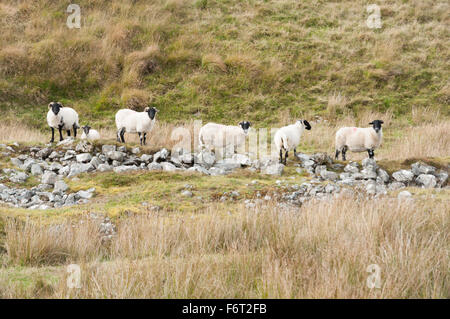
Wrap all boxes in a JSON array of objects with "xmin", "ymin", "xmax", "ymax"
[
  {"xmin": 147, "ymin": 107, "xmax": 158, "ymax": 120},
  {"xmin": 82, "ymin": 125, "xmax": 91, "ymax": 135},
  {"xmin": 303, "ymin": 120, "xmax": 311, "ymax": 130},
  {"xmin": 49, "ymin": 102, "xmax": 61, "ymax": 115},
  {"xmin": 369, "ymin": 120, "xmax": 384, "ymax": 133},
  {"xmin": 239, "ymin": 121, "xmax": 251, "ymax": 134}
]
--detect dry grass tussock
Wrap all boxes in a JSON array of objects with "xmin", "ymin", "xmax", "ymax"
[
  {"xmin": 0, "ymin": 197, "xmax": 448, "ymax": 298},
  {"xmin": 0, "ymin": 122, "xmax": 46, "ymax": 143}
]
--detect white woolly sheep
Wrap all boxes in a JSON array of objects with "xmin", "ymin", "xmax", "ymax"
[
  {"xmin": 47, "ymin": 102, "xmax": 80, "ymax": 143},
  {"xmin": 335, "ymin": 120, "xmax": 384, "ymax": 161},
  {"xmin": 115, "ymin": 107, "xmax": 158, "ymax": 145},
  {"xmin": 274, "ymin": 120, "xmax": 311, "ymax": 164},
  {"xmin": 199, "ymin": 121, "xmax": 251, "ymax": 154},
  {"xmin": 81, "ymin": 125, "xmax": 101, "ymax": 141}
]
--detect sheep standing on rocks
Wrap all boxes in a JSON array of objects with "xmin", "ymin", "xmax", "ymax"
[
  {"xmin": 81, "ymin": 125, "xmax": 101, "ymax": 141},
  {"xmin": 47, "ymin": 102, "xmax": 80, "ymax": 143},
  {"xmin": 115, "ymin": 107, "xmax": 158, "ymax": 145},
  {"xmin": 335, "ymin": 120, "xmax": 384, "ymax": 161},
  {"xmin": 199, "ymin": 121, "xmax": 251, "ymax": 154},
  {"xmin": 274, "ymin": 120, "xmax": 311, "ymax": 164}
]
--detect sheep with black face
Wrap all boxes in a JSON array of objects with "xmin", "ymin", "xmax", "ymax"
[
  {"xmin": 199, "ymin": 121, "xmax": 252, "ymax": 154},
  {"xmin": 335, "ymin": 120, "xmax": 384, "ymax": 161},
  {"xmin": 81, "ymin": 125, "xmax": 101, "ymax": 141},
  {"xmin": 274, "ymin": 120, "xmax": 311, "ymax": 164},
  {"xmin": 46, "ymin": 102, "xmax": 80, "ymax": 143},
  {"xmin": 115, "ymin": 107, "xmax": 158, "ymax": 145}
]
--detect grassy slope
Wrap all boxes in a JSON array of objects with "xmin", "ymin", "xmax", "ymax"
[
  {"xmin": 0, "ymin": 0, "xmax": 448, "ymax": 131},
  {"xmin": 0, "ymin": 1, "xmax": 449, "ymax": 298}
]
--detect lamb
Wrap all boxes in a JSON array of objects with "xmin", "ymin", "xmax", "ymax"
[
  {"xmin": 115, "ymin": 107, "xmax": 158, "ymax": 145},
  {"xmin": 81, "ymin": 125, "xmax": 101, "ymax": 141},
  {"xmin": 335, "ymin": 120, "xmax": 384, "ymax": 161},
  {"xmin": 274, "ymin": 120, "xmax": 311, "ymax": 164},
  {"xmin": 199, "ymin": 121, "xmax": 251, "ymax": 154},
  {"xmin": 47, "ymin": 102, "xmax": 80, "ymax": 143}
]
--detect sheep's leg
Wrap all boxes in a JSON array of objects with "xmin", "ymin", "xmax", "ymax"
[
  {"xmin": 50, "ymin": 127, "xmax": 55, "ymax": 143},
  {"xmin": 58, "ymin": 125, "xmax": 64, "ymax": 141},
  {"xmin": 368, "ymin": 149, "xmax": 374, "ymax": 159},
  {"xmin": 73, "ymin": 124, "xmax": 77, "ymax": 138},
  {"xmin": 342, "ymin": 147, "xmax": 347, "ymax": 161},
  {"xmin": 284, "ymin": 150, "xmax": 288, "ymax": 165},
  {"xmin": 335, "ymin": 149, "xmax": 340, "ymax": 160},
  {"xmin": 279, "ymin": 149, "xmax": 283, "ymax": 164},
  {"xmin": 294, "ymin": 148, "xmax": 297, "ymax": 157},
  {"xmin": 138, "ymin": 132, "xmax": 143, "ymax": 146},
  {"xmin": 67, "ymin": 130, "xmax": 71, "ymax": 137},
  {"xmin": 117, "ymin": 128, "xmax": 126, "ymax": 143},
  {"xmin": 143, "ymin": 133, "xmax": 147, "ymax": 145}
]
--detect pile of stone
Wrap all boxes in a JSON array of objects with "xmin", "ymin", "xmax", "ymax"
[
  {"xmin": 0, "ymin": 182, "xmax": 95, "ymax": 210},
  {"xmin": 8, "ymin": 140, "xmax": 283, "ymax": 179},
  {"xmin": 294, "ymin": 153, "xmax": 448, "ymax": 195},
  {"xmin": 1, "ymin": 139, "xmax": 448, "ymax": 210}
]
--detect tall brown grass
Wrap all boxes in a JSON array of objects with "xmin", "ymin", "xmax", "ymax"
[
  {"xmin": 0, "ymin": 122, "xmax": 46, "ymax": 143},
  {"xmin": 1, "ymin": 197, "xmax": 448, "ymax": 298}
]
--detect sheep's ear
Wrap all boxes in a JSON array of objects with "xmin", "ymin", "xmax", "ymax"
[
  {"xmin": 239, "ymin": 122, "xmax": 244, "ymax": 127},
  {"xmin": 303, "ymin": 120, "xmax": 311, "ymax": 130},
  {"xmin": 369, "ymin": 122, "xmax": 374, "ymax": 125},
  {"xmin": 380, "ymin": 120, "xmax": 384, "ymax": 124},
  {"xmin": 144, "ymin": 107, "xmax": 150, "ymax": 112},
  {"xmin": 48, "ymin": 103, "xmax": 52, "ymax": 109}
]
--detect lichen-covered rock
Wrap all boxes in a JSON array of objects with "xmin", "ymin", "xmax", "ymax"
[
  {"xmin": 106, "ymin": 151, "xmax": 126, "ymax": 162},
  {"xmin": 362, "ymin": 158, "xmax": 378, "ymax": 169},
  {"xmin": 196, "ymin": 150, "xmax": 216, "ymax": 169},
  {"xmin": 76, "ymin": 153, "xmax": 92, "ymax": 163},
  {"xmin": 161, "ymin": 162, "xmax": 177, "ymax": 172},
  {"xmin": 97, "ymin": 164, "xmax": 112, "ymax": 172},
  {"xmin": 209, "ymin": 167, "xmax": 227, "ymax": 176},
  {"xmin": 392, "ymin": 170, "xmax": 414, "ymax": 183},
  {"xmin": 153, "ymin": 148, "xmax": 169, "ymax": 162},
  {"xmin": 436, "ymin": 170, "xmax": 448, "ymax": 187},
  {"xmin": 376, "ymin": 168, "xmax": 390, "ymax": 183},
  {"xmin": 411, "ymin": 162, "xmax": 436, "ymax": 176},
  {"xmin": 262, "ymin": 163, "xmax": 284, "ymax": 176},
  {"xmin": 320, "ymin": 170, "xmax": 338, "ymax": 181},
  {"xmin": 68, "ymin": 163, "xmax": 93, "ymax": 177},
  {"xmin": 31, "ymin": 164, "xmax": 43, "ymax": 176},
  {"xmin": 187, "ymin": 165, "xmax": 210, "ymax": 175},
  {"xmin": 140, "ymin": 154, "xmax": 153, "ymax": 163},
  {"xmin": 344, "ymin": 162, "xmax": 359, "ymax": 173},
  {"xmin": 415, "ymin": 174, "xmax": 437, "ymax": 188},
  {"xmin": 102, "ymin": 145, "xmax": 116, "ymax": 154},
  {"xmin": 232, "ymin": 154, "xmax": 252, "ymax": 166},
  {"xmin": 148, "ymin": 162, "xmax": 163, "ymax": 171},
  {"xmin": 41, "ymin": 171, "xmax": 58, "ymax": 185},
  {"xmin": 54, "ymin": 180, "xmax": 69, "ymax": 192},
  {"xmin": 36, "ymin": 147, "xmax": 52, "ymax": 159}
]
